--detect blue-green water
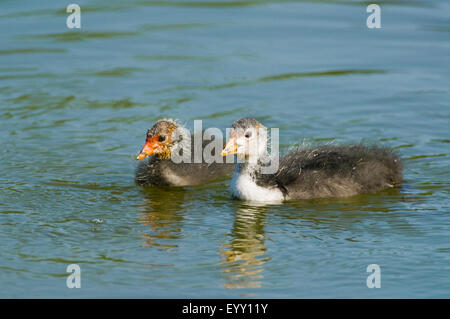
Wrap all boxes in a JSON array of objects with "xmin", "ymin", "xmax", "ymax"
[{"xmin": 0, "ymin": 0, "xmax": 449, "ymax": 298}]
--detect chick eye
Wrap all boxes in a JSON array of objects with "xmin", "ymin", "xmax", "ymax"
[
  {"xmin": 244, "ymin": 131, "xmax": 252, "ymax": 138},
  {"xmin": 158, "ymin": 135, "xmax": 166, "ymax": 142}
]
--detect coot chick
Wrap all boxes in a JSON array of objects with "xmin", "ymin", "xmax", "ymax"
[
  {"xmin": 135, "ymin": 118, "xmax": 233, "ymax": 186},
  {"xmin": 221, "ymin": 117, "xmax": 402, "ymax": 202}
]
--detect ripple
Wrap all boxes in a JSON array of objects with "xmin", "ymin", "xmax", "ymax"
[
  {"xmin": 403, "ymin": 154, "xmax": 447, "ymax": 161},
  {"xmin": 0, "ymin": 210, "xmax": 25, "ymax": 215},
  {"xmin": 135, "ymin": 55, "xmax": 218, "ymax": 61},
  {"xmin": 94, "ymin": 67, "xmax": 143, "ymax": 77},
  {"xmin": 0, "ymin": 48, "xmax": 66, "ymax": 55},
  {"xmin": 0, "ymin": 73, "xmax": 58, "ymax": 81},
  {"xmin": 393, "ymin": 144, "xmax": 415, "ymax": 149},
  {"xmin": 148, "ymin": 69, "xmax": 388, "ymax": 93},
  {"xmin": 43, "ymin": 179, "xmax": 135, "ymax": 192},
  {"xmin": 0, "ymin": 67, "xmax": 37, "ymax": 73},
  {"xmin": 22, "ymin": 31, "xmax": 141, "ymax": 42},
  {"xmin": 210, "ymin": 69, "xmax": 387, "ymax": 89},
  {"xmin": 0, "ymin": 5, "xmax": 127, "ymax": 19},
  {"xmin": 258, "ymin": 69, "xmax": 387, "ymax": 82},
  {"xmin": 5, "ymin": 93, "xmax": 144, "ymax": 112},
  {"xmin": 140, "ymin": 22, "xmax": 213, "ymax": 32},
  {"xmin": 431, "ymin": 139, "xmax": 450, "ymax": 144}
]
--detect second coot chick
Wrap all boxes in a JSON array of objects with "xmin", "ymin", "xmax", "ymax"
[{"xmin": 136, "ymin": 118, "xmax": 233, "ymax": 186}]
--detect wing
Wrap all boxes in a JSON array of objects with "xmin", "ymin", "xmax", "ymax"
[
  {"xmin": 254, "ymin": 147, "xmax": 354, "ymax": 196},
  {"xmin": 254, "ymin": 152, "xmax": 303, "ymax": 196}
]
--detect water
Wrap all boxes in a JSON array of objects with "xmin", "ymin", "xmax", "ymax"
[{"xmin": 0, "ymin": 0, "xmax": 449, "ymax": 298}]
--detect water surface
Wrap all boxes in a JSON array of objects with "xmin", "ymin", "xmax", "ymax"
[{"xmin": 0, "ymin": 0, "xmax": 449, "ymax": 298}]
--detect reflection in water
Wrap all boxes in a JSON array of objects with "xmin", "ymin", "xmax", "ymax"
[
  {"xmin": 137, "ymin": 187, "xmax": 185, "ymax": 249},
  {"xmin": 220, "ymin": 204, "xmax": 271, "ymax": 289},
  {"xmin": 282, "ymin": 188, "xmax": 421, "ymax": 236},
  {"xmin": 219, "ymin": 189, "xmax": 415, "ymax": 290}
]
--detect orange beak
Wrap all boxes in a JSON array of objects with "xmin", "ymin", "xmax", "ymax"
[
  {"xmin": 221, "ymin": 135, "xmax": 238, "ymax": 156},
  {"xmin": 137, "ymin": 136, "xmax": 161, "ymax": 160}
]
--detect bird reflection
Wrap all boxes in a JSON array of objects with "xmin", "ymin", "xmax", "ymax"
[
  {"xmin": 220, "ymin": 203, "xmax": 271, "ymax": 289},
  {"xmin": 137, "ymin": 187, "xmax": 185, "ymax": 249}
]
